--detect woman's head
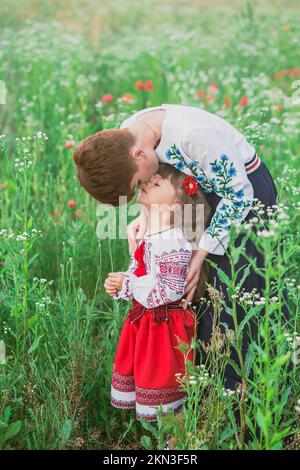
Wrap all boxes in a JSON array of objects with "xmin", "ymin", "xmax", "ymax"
[{"xmin": 73, "ymin": 128, "xmax": 158, "ymax": 207}]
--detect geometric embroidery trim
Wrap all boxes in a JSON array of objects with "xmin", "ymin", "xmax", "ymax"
[
  {"xmin": 136, "ymin": 385, "xmax": 186, "ymax": 406},
  {"xmin": 112, "ymin": 369, "xmax": 135, "ymax": 392}
]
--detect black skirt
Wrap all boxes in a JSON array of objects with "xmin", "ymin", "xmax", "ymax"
[{"xmin": 194, "ymin": 160, "xmax": 290, "ymax": 390}]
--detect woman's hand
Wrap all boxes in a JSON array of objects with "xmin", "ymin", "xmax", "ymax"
[
  {"xmin": 104, "ymin": 272, "xmax": 124, "ymax": 296},
  {"xmin": 182, "ymin": 249, "xmax": 208, "ymax": 307},
  {"xmin": 127, "ymin": 209, "xmax": 148, "ymax": 255}
]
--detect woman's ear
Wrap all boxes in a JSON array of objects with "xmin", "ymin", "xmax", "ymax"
[{"xmin": 133, "ymin": 148, "xmax": 146, "ymax": 161}]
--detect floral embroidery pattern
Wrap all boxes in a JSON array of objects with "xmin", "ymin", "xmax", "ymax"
[
  {"xmin": 209, "ymin": 154, "xmax": 242, "ymax": 200},
  {"xmin": 206, "ymin": 200, "xmax": 251, "ymax": 238},
  {"xmin": 165, "ymin": 143, "xmax": 214, "ymax": 193},
  {"xmin": 183, "ymin": 175, "xmax": 198, "ymax": 196},
  {"xmin": 206, "ymin": 154, "xmax": 253, "ymax": 237},
  {"xmin": 165, "ymin": 144, "xmax": 252, "ymax": 238}
]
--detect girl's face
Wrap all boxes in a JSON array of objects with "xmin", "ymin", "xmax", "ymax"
[{"xmin": 137, "ymin": 173, "xmax": 178, "ymax": 207}]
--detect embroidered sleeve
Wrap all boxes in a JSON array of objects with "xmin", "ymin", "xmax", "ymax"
[
  {"xmin": 182, "ymin": 127, "xmax": 254, "ymax": 256},
  {"xmin": 114, "ymin": 236, "xmax": 192, "ymax": 308}
]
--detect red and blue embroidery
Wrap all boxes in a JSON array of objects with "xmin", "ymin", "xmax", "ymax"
[{"xmin": 165, "ymin": 143, "xmax": 253, "ymax": 238}]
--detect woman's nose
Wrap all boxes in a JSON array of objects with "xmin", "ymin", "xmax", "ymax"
[
  {"xmin": 142, "ymin": 176, "xmax": 155, "ymax": 189},
  {"xmin": 149, "ymin": 175, "xmax": 157, "ymax": 185}
]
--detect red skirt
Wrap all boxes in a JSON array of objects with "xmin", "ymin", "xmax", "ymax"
[{"xmin": 111, "ymin": 298, "xmax": 198, "ymax": 421}]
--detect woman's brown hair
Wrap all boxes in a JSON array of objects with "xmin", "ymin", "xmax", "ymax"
[
  {"xmin": 73, "ymin": 128, "xmax": 138, "ymax": 206},
  {"xmin": 156, "ymin": 163, "xmax": 212, "ymax": 303}
]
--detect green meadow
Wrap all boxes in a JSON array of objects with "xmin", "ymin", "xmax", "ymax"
[{"xmin": 0, "ymin": 0, "xmax": 299, "ymax": 450}]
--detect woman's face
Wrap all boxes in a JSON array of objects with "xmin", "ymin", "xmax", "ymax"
[
  {"xmin": 129, "ymin": 148, "xmax": 159, "ymax": 193},
  {"xmin": 137, "ymin": 173, "xmax": 178, "ymax": 207}
]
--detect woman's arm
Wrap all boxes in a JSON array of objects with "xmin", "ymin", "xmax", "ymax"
[
  {"xmin": 183, "ymin": 127, "xmax": 254, "ymax": 256},
  {"xmin": 183, "ymin": 247, "xmax": 209, "ymax": 305}
]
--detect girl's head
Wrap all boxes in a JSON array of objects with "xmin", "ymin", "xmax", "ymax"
[
  {"xmin": 138, "ymin": 162, "xmax": 212, "ymax": 303},
  {"xmin": 137, "ymin": 163, "xmax": 212, "ymax": 246},
  {"xmin": 137, "ymin": 171, "xmax": 178, "ymax": 207}
]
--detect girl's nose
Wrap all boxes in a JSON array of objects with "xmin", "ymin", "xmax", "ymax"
[{"xmin": 140, "ymin": 181, "xmax": 149, "ymax": 192}]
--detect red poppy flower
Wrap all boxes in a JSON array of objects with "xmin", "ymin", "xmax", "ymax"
[
  {"xmin": 120, "ymin": 93, "xmax": 134, "ymax": 104},
  {"xmin": 144, "ymin": 80, "xmax": 154, "ymax": 91},
  {"xmin": 64, "ymin": 140, "xmax": 75, "ymax": 149},
  {"xmin": 196, "ymin": 89, "xmax": 205, "ymax": 99},
  {"xmin": 101, "ymin": 94, "xmax": 113, "ymax": 103},
  {"xmin": 206, "ymin": 93, "xmax": 215, "ymax": 103},
  {"xmin": 208, "ymin": 82, "xmax": 218, "ymax": 94},
  {"xmin": 67, "ymin": 200, "xmax": 76, "ymax": 208},
  {"xmin": 289, "ymin": 68, "xmax": 300, "ymax": 76},
  {"xmin": 183, "ymin": 175, "xmax": 198, "ymax": 196},
  {"xmin": 134, "ymin": 80, "xmax": 144, "ymax": 91},
  {"xmin": 238, "ymin": 96, "xmax": 248, "ymax": 107},
  {"xmin": 224, "ymin": 96, "xmax": 231, "ymax": 109},
  {"xmin": 274, "ymin": 68, "xmax": 300, "ymax": 80},
  {"xmin": 276, "ymin": 104, "xmax": 283, "ymax": 111},
  {"xmin": 75, "ymin": 208, "xmax": 83, "ymax": 217}
]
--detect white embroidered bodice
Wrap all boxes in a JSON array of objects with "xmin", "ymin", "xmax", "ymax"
[{"xmin": 113, "ymin": 227, "xmax": 193, "ymax": 309}]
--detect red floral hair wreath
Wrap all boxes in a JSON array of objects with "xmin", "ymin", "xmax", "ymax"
[{"xmin": 182, "ymin": 175, "xmax": 198, "ymax": 196}]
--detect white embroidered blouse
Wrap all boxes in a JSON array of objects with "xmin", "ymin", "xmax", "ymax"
[
  {"xmin": 112, "ymin": 227, "xmax": 193, "ymax": 309},
  {"xmin": 119, "ymin": 103, "xmax": 256, "ymax": 256}
]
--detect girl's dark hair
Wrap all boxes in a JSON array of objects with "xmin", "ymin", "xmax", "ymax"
[{"xmin": 156, "ymin": 163, "xmax": 212, "ymax": 303}]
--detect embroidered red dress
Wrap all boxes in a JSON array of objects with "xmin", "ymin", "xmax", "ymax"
[{"xmin": 111, "ymin": 227, "xmax": 198, "ymax": 421}]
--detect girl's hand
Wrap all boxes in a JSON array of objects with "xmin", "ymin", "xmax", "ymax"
[
  {"xmin": 127, "ymin": 209, "xmax": 148, "ymax": 255},
  {"xmin": 104, "ymin": 277, "xmax": 117, "ymax": 296},
  {"xmin": 108, "ymin": 272, "xmax": 124, "ymax": 289},
  {"xmin": 104, "ymin": 272, "xmax": 124, "ymax": 296}
]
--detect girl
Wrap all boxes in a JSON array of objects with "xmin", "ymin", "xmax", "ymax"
[{"xmin": 104, "ymin": 163, "xmax": 211, "ymax": 423}]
